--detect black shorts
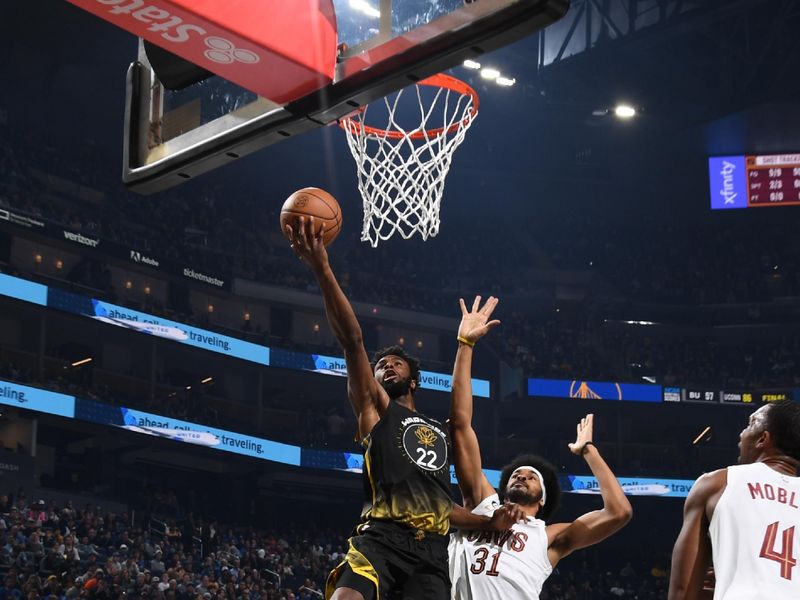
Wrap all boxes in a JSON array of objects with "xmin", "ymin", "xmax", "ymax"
[{"xmin": 326, "ymin": 520, "xmax": 450, "ymax": 600}]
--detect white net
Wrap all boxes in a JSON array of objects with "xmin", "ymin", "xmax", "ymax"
[{"xmin": 341, "ymin": 75, "xmax": 478, "ymax": 247}]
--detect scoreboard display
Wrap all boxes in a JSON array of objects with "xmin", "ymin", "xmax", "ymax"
[{"xmin": 709, "ymin": 154, "xmax": 800, "ymax": 209}]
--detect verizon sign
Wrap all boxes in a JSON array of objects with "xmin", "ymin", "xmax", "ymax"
[
  {"xmin": 63, "ymin": 230, "xmax": 100, "ymax": 248},
  {"xmin": 65, "ymin": 0, "xmax": 336, "ymax": 103}
]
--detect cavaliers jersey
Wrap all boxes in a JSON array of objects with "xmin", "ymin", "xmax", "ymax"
[
  {"xmin": 449, "ymin": 494, "xmax": 552, "ymax": 600},
  {"xmin": 360, "ymin": 401, "xmax": 453, "ymax": 535},
  {"xmin": 709, "ymin": 462, "xmax": 800, "ymax": 600}
]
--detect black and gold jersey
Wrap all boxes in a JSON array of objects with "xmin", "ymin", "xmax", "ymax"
[{"xmin": 360, "ymin": 401, "xmax": 453, "ymax": 535}]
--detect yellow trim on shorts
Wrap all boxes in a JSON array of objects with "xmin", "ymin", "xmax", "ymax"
[{"xmin": 325, "ymin": 538, "xmax": 379, "ymax": 599}]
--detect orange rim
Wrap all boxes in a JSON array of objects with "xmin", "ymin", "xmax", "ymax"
[{"xmin": 339, "ymin": 73, "xmax": 479, "ymax": 140}]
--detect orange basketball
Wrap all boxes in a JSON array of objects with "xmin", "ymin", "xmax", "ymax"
[{"xmin": 280, "ymin": 187, "xmax": 342, "ymax": 246}]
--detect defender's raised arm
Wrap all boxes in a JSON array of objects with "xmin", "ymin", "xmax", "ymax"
[
  {"xmin": 450, "ymin": 296, "xmax": 501, "ymax": 510},
  {"xmin": 546, "ymin": 415, "xmax": 633, "ymax": 564}
]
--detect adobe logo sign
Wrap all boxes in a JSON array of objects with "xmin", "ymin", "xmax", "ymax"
[{"xmin": 66, "ymin": 0, "xmax": 337, "ymax": 104}]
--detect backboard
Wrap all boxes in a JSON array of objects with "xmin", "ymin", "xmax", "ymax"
[{"xmin": 122, "ymin": 0, "xmax": 570, "ymax": 194}]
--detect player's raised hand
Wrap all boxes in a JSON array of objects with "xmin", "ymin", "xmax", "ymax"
[
  {"xmin": 489, "ymin": 502, "xmax": 526, "ymax": 530},
  {"xmin": 457, "ymin": 296, "xmax": 501, "ymax": 345},
  {"xmin": 568, "ymin": 413, "xmax": 594, "ymax": 456},
  {"xmin": 285, "ymin": 216, "xmax": 329, "ymax": 273}
]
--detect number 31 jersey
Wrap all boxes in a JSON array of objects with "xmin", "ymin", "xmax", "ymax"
[
  {"xmin": 449, "ymin": 494, "xmax": 552, "ymax": 600},
  {"xmin": 709, "ymin": 462, "xmax": 800, "ymax": 599}
]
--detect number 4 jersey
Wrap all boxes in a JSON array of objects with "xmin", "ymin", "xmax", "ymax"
[
  {"xmin": 449, "ymin": 494, "xmax": 552, "ymax": 599},
  {"xmin": 709, "ymin": 462, "xmax": 800, "ymax": 599}
]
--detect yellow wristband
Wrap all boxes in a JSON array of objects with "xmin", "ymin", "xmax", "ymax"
[{"xmin": 457, "ymin": 336, "xmax": 475, "ymax": 347}]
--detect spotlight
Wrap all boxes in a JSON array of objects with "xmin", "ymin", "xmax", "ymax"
[{"xmin": 614, "ymin": 105, "xmax": 636, "ymax": 119}]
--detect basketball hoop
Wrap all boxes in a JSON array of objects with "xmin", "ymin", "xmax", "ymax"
[{"xmin": 340, "ymin": 74, "xmax": 479, "ymax": 247}]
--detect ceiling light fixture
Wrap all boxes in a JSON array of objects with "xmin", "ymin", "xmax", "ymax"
[
  {"xmin": 614, "ymin": 104, "xmax": 636, "ymax": 118},
  {"xmin": 480, "ymin": 68, "xmax": 500, "ymax": 80},
  {"xmin": 463, "ymin": 59, "xmax": 481, "ymax": 70},
  {"xmin": 496, "ymin": 77, "xmax": 516, "ymax": 87}
]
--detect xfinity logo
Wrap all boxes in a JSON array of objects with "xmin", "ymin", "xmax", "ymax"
[
  {"xmin": 63, "ymin": 231, "xmax": 99, "ymax": 248},
  {"xmin": 719, "ymin": 161, "xmax": 738, "ymax": 205},
  {"xmin": 93, "ymin": 0, "xmax": 260, "ymax": 64},
  {"xmin": 129, "ymin": 250, "xmax": 160, "ymax": 268}
]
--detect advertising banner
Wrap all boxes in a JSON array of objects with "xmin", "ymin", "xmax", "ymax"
[
  {"xmin": 47, "ymin": 288, "xmax": 269, "ymax": 365},
  {"xmin": 563, "ymin": 475, "xmax": 695, "ymax": 498},
  {"xmin": 0, "ymin": 381, "xmax": 75, "ymax": 418},
  {"xmin": 270, "ymin": 349, "xmax": 491, "ymax": 398},
  {"xmin": 75, "ymin": 399, "xmax": 300, "ymax": 465},
  {"xmin": 0, "ymin": 209, "xmax": 230, "ymax": 290},
  {"xmin": 0, "ymin": 273, "xmax": 47, "ymax": 306},
  {"xmin": 528, "ymin": 378, "xmax": 662, "ymax": 403},
  {"xmin": 0, "ymin": 378, "xmax": 694, "ymax": 498},
  {"xmin": 708, "ymin": 156, "xmax": 747, "ymax": 210}
]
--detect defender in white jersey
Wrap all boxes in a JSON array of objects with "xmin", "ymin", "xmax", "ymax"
[
  {"xmin": 669, "ymin": 400, "xmax": 800, "ymax": 600},
  {"xmin": 447, "ymin": 297, "xmax": 633, "ymax": 600}
]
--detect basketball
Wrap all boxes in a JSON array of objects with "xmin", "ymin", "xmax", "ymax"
[{"xmin": 280, "ymin": 187, "xmax": 342, "ymax": 246}]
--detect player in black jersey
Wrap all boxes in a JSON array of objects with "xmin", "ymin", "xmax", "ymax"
[{"xmin": 286, "ymin": 218, "xmax": 522, "ymax": 600}]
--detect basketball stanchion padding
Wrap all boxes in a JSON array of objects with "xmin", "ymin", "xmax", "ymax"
[{"xmin": 340, "ymin": 74, "xmax": 479, "ymax": 247}]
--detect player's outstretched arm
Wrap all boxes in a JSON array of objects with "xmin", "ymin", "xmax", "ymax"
[
  {"xmin": 668, "ymin": 470, "xmax": 725, "ymax": 600},
  {"xmin": 286, "ymin": 217, "xmax": 386, "ymax": 438},
  {"xmin": 451, "ymin": 502, "xmax": 526, "ymax": 531},
  {"xmin": 450, "ymin": 296, "xmax": 501, "ymax": 510},
  {"xmin": 547, "ymin": 415, "xmax": 633, "ymax": 565}
]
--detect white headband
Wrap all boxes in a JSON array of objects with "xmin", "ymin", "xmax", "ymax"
[{"xmin": 511, "ymin": 466, "xmax": 547, "ymax": 506}]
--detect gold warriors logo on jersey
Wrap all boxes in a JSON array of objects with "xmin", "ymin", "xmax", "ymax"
[
  {"xmin": 415, "ymin": 426, "xmax": 437, "ymax": 447},
  {"xmin": 399, "ymin": 417, "xmax": 448, "ymax": 473}
]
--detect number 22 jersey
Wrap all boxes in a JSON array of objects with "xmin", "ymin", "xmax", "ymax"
[
  {"xmin": 709, "ymin": 462, "xmax": 800, "ymax": 599},
  {"xmin": 449, "ymin": 494, "xmax": 552, "ymax": 599},
  {"xmin": 360, "ymin": 401, "xmax": 453, "ymax": 534}
]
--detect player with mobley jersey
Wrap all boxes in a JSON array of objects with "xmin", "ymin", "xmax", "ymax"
[
  {"xmin": 447, "ymin": 296, "xmax": 633, "ymax": 599},
  {"xmin": 669, "ymin": 400, "xmax": 800, "ymax": 600}
]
